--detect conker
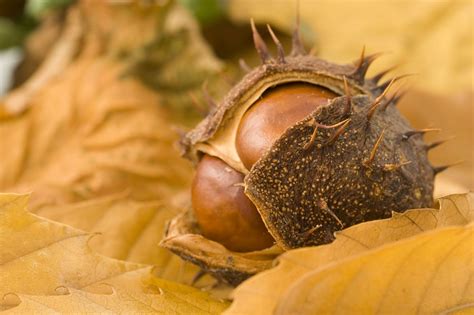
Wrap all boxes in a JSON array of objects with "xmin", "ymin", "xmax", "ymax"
[
  {"xmin": 236, "ymin": 83, "xmax": 337, "ymax": 169},
  {"xmin": 191, "ymin": 154, "xmax": 274, "ymax": 252}
]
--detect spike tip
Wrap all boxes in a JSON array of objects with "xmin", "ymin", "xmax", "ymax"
[
  {"xmin": 251, "ymin": 19, "xmax": 271, "ymax": 63},
  {"xmin": 267, "ymin": 24, "xmax": 286, "ymax": 63}
]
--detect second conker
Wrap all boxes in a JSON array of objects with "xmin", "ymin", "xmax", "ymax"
[{"xmin": 191, "ymin": 154, "xmax": 274, "ymax": 252}]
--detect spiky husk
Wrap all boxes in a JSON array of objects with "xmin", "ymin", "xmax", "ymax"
[
  {"xmin": 164, "ymin": 23, "xmax": 437, "ymax": 284},
  {"xmin": 246, "ymin": 95, "xmax": 434, "ymax": 249}
]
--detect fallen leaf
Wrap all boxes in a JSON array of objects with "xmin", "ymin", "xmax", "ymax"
[
  {"xmin": 3, "ymin": 289, "xmax": 166, "ymax": 314},
  {"xmin": 2, "ymin": 283, "xmax": 228, "ymax": 315},
  {"xmin": 0, "ymin": 55, "xmax": 193, "ymax": 208},
  {"xmin": 35, "ymin": 192, "xmax": 175, "ymax": 263},
  {"xmin": 0, "ymin": 3, "xmax": 197, "ymax": 209},
  {"xmin": 0, "ymin": 0, "xmax": 235, "ymax": 294},
  {"xmin": 0, "ymin": 193, "xmax": 229, "ymax": 314},
  {"xmin": 148, "ymin": 277, "xmax": 230, "ymax": 314},
  {"xmin": 225, "ymin": 193, "xmax": 473, "ymax": 315},
  {"xmin": 0, "ymin": 0, "xmax": 227, "ymax": 207},
  {"xmin": 275, "ymin": 223, "xmax": 474, "ymax": 315},
  {"xmin": 34, "ymin": 191, "xmax": 213, "ymax": 286},
  {"xmin": 0, "ymin": 193, "xmax": 149, "ymax": 296}
]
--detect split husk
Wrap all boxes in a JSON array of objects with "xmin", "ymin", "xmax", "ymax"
[{"xmin": 162, "ymin": 22, "xmax": 437, "ymax": 284}]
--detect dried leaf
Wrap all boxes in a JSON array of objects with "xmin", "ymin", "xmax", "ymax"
[
  {"xmin": 35, "ymin": 192, "xmax": 211, "ymax": 285},
  {"xmin": 275, "ymin": 223, "xmax": 474, "ymax": 315},
  {"xmin": 0, "ymin": 193, "xmax": 149, "ymax": 296},
  {"xmin": 1, "ymin": 51, "xmax": 195, "ymax": 205},
  {"xmin": 0, "ymin": 0, "xmax": 230, "ymax": 292},
  {"xmin": 3, "ymin": 289, "xmax": 165, "ymax": 314},
  {"xmin": 0, "ymin": 0, "xmax": 227, "ymax": 207},
  {"xmin": 0, "ymin": 47, "xmax": 193, "ymax": 211},
  {"xmin": 226, "ymin": 193, "xmax": 473, "ymax": 315},
  {"xmin": 0, "ymin": 193, "xmax": 229, "ymax": 314},
  {"xmin": 2, "ymin": 283, "xmax": 228, "ymax": 315}
]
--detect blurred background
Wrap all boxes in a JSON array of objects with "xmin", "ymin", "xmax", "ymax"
[{"xmin": 0, "ymin": 0, "xmax": 472, "ymax": 197}]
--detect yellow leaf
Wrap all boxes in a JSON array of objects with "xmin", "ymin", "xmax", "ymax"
[
  {"xmin": 0, "ymin": 0, "xmax": 229, "ymax": 209},
  {"xmin": 34, "ymin": 192, "xmax": 214, "ymax": 286},
  {"xmin": 0, "ymin": 193, "xmax": 229, "ymax": 314},
  {"xmin": 2, "ymin": 283, "xmax": 228, "ymax": 315},
  {"xmin": 0, "ymin": 0, "xmax": 224, "ymax": 289},
  {"xmin": 3, "ymin": 289, "xmax": 163, "ymax": 314},
  {"xmin": 148, "ymin": 278, "xmax": 230, "ymax": 314},
  {"xmin": 0, "ymin": 193, "xmax": 148, "ymax": 296},
  {"xmin": 0, "ymin": 54, "xmax": 193, "ymax": 210},
  {"xmin": 226, "ymin": 193, "xmax": 473, "ymax": 315},
  {"xmin": 35, "ymin": 192, "xmax": 176, "ymax": 264},
  {"xmin": 275, "ymin": 224, "xmax": 474, "ymax": 314}
]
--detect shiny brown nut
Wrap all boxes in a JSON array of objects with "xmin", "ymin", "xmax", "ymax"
[{"xmin": 191, "ymin": 154, "xmax": 274, "ymax": 252}]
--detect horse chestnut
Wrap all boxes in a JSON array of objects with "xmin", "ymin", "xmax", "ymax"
[
  {"xmin": 192, "ymin": 154, "xmax": 273, "ymax": 252},
  {"xmin": 162, "ymin": 20, "xmax": 442, "ymax": 285}
]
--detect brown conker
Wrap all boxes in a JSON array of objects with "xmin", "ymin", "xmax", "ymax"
[
  {"xmin": 191, "ymin": 154, "xmax": 274, "ymax": 252},
  {"xmin": 236, "ymin": 83, "xmax": 337, "ymax": 169}
]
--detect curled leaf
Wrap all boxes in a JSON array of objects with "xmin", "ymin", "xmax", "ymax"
[
  {"xmin": 0, "ymin": 193, "xmax": 229, "ymax": 314},
  {"xmin": 0, "ymin": 193, "xmax": 149, "ymax": 296},
  {"xmin": 2, "ymin": 283, "xmax": 228, "ymax": 315},
  {"xmin": 275, "ymin": 223, "xmax": 474, "ymax": 314},
  {"xmin": 35, "ymin": 192, "xmax": 213, "ymax": 286}
]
